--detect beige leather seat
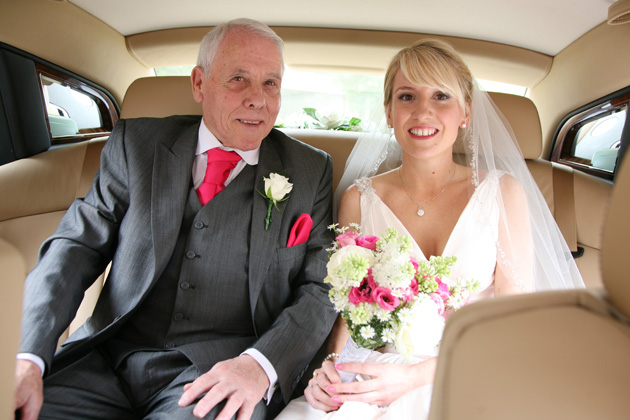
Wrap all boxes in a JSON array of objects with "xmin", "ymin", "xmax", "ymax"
[
  {"xmin": 0, "ymin": 239, "xmax": 25, "ymax": 419},
  {"xmin": 428, "ymin": 158, "xmax": 630, "ymax": 419},
  {"xmin": 0, "ymin": 138, "xmax": 108, "ymax": 350},
  {"xmin": 489, "ymin": 93, "xmax": 611, "ymax": 288}
]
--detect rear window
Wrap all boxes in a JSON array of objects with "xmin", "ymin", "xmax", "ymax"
[
  {"xmin": 37, "ymin": 65, "xmax": 118, "ymax": 145},
  {"xmin": 154, "ymin": 66, "xmax": 526, "ymax": 132},
  {"xmin": 551, "ymin": 87, "xmax": 630, "ymax": 181}
]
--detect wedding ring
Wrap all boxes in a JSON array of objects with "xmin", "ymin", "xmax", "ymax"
[{"xmin": 313, "ymin": 371, "xmax": 320, "ymax": 378}]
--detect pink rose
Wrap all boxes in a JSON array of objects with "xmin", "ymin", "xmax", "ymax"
[
  {"xmin": 356, "ymin": 235, "xmax": 379, "ymax": 251},
  {"xmin": 401, "ymin": 278, "xmax": 419, "ymax": 303},
  {"xmin": 410, "ymin": 257, "xmax": 419, "ymax": 273},
  {"xmin": 429, "ymin": 292, "xmax": 445, "ymax": 315},
  {"xmin": 336, "ymin": 231, "xmax": 358, "ymax": 247},
  {"xmin": 349, "ymin": 274, "xmax": 376, "ymax": 305},
  {"xmin": 409, "ymin": 277, "xmax": 419, "ymax": 296},
  {"xmin": 372, "ymin": 287, "xmax": 400, "ymax": 311},
  {"xmin": 436, "ymin": 278, "xmax": 451, "ymax": 301}
]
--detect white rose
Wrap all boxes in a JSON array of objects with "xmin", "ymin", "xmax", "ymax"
[
  {"xmin": 326, "ymin": 245, "xmax": 375, "ymax": 288},
  {"xmin": 264, "ymin": 173, "xmax": 293, "ymax": 202},
  {"xmin": 394, "ymin": 295, "xmax": 445, "ymax": 361},
  {"xmin": 320, "ymin": 112, "xmax": 342, "ymax": 129}
]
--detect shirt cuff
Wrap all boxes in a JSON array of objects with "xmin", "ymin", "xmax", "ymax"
[
  {"xmin": 241, "ymin": 348, "xmax": 278, "ymax": 404},
  {"xmin": 16, "ymin": 353, "xmax": 45, "ymax": 377}
]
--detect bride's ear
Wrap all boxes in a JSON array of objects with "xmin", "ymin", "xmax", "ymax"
[
  {"xmin": 386, "ymin": 106, "xmax": 393, "ymax": 128},
  {"xmin": 461, "ymin": 102, "xmax": 472, "ymax": 128}
]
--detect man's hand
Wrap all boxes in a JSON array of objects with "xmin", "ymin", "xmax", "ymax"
[
  {"xmin": 14, "ymin": 359, "xmax": 44, "ymax": 420},
  {"xmin": 178, "ymin": 354, "xmax": 269, "ymax": 420}
]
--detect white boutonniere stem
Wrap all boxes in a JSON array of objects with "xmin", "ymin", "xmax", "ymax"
[{"xmin": 259, "ymin": 173, "xmax": 293, "ymax": 230}]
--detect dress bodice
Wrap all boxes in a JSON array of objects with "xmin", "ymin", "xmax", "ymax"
[{"xmin": 355, "ymin": 171, "xmax": 503, "ymax": 303}]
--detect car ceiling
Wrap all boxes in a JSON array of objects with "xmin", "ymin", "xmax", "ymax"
[{"xmin": 69, "ymin": 0, "xmax": 616, "ymax": 56}]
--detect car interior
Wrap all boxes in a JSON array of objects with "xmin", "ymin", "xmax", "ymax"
[{"xmin": 1, "ymin": 0, "xmax": 629, "ymax": 417}]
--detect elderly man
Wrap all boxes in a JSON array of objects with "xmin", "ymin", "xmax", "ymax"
[{"xmin": 14, "ymin": 18, "xmax": 336, "ymax": 420}]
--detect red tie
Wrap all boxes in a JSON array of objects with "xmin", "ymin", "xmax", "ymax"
[{"xmin": 196, "ymin": 148, "xmax": 241, "ymax": 205}]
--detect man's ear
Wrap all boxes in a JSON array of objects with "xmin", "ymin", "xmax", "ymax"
[{"xmin": 191, "ymin": 66, "xmax": 205, "ymax": 104}]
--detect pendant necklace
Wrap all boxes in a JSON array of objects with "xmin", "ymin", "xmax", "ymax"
[{"xmin": 399, "ymin": 164, "xmax": 456, "ymax": 216}]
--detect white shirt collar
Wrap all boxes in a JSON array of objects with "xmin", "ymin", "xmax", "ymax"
[{"xmin": 196, "ymin": 119, "xmax": 260, "ymax": 165}]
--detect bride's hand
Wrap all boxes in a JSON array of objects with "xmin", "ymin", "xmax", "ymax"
[
  {"xmin": 304, "ymin": 360, "xmax": 343, "ymax": 412},
  {"xmin": 325, "ymin": 360, "xmax": 435, "ymax": 408}
]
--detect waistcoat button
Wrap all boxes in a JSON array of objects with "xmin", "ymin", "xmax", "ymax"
[
  {"xmin": 186, "ymin": 250, "xmax": 197, "ymax": 259},
  {"xmin": 194, "ymin": 221, "xmax": 205, "ymax": 229},
  {"xmin": 173, "ymin": 313, "xmax": 184, "ymax": 322},
  {"xmin": 180, "ymin": 281, "xmax": 191, "ymax": 290},
  {"xmin": 164, "ymin": 341, "xmax": 175, "ymax": 349}
]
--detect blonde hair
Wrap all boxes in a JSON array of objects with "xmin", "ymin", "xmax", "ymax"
[{"xmin": 384, "ymin": 39, "xmax": 473, "ymax": 113}]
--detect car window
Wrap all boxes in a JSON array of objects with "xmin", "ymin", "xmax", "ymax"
[
  {"xmin": 551, "ymin": 87, "xmax": 630, "ymax": 181},
  {"xmin": 37, "ymin": 65, "xmax": 118, "ymax": 145},
  {"xmin": 154, "ymin": 66, "xmax": 526, "ymax": 132}
]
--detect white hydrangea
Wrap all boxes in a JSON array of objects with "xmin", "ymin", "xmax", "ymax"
[{"xmin": 371, "ymin": 248, "xmax": 414, "ymax": 290}]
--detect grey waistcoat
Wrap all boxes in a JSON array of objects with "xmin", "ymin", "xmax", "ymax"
[{"xmin": 109, "ymin": 165, "xmax": 257, "ymax": 368}]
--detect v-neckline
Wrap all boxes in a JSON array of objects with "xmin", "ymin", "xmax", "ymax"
[{"xmin": 366, "ymin": 178, "xmax": 483, "ymax": 261}]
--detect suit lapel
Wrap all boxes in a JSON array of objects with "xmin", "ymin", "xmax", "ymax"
[
  {"xmin": 151, "ymin": 122, "xmax": 198, "ymax": 277},
  {"xmin": 248, "ymin": 136, "xmax": 288, "ymax": 315}
]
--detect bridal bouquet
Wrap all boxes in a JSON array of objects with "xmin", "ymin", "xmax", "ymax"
[{"xmin": 325, "ymin": 225, "xmax": 479, "ymax": 379}]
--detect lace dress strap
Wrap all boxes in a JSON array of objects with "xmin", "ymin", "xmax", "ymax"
[{"xmin": 354, "ymin": 177, "xmax": 376, "ymax": 201}]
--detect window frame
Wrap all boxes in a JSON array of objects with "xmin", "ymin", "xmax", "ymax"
[
  {"xmin": 36, "ymin": 63, "xmax": 119, "ymax": 145},
  {"xmin": 550, "ymin": 86, "xmax": 630, "ymax": 182},
  {"xmin": 0, "ymin": 41, "xmax": 120, "ymax": 164}
]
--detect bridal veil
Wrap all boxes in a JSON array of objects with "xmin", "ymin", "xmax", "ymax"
[{"xmin": 335, "ymin": 77, "xmax": 584, "ymax": 291}]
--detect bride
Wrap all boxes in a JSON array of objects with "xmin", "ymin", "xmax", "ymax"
[{"xmin": 275, "ymin": 38, "xmax": 584, "ymax": 419}]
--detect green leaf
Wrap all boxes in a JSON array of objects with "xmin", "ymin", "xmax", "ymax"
[
  {"xmin": 303, "ymin": 107, "xmax": 319, "ymax": 122},
  {"xmin": 348, "ymin": 117, "xmax": 362, "ymax": 127}
]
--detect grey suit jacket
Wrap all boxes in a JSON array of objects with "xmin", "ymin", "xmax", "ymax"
[{"xmin": 20, "ymin": 115, "xmax": 337, "ymax": 401}]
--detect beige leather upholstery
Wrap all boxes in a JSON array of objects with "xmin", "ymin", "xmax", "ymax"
[
  {"xmin": 602, "ymin": 158, "xmax": 630, "ymax": 320},
  {"xmin": 428, "ymin": 159, "xmax": 630, "ymax": 420},
  {"xmin": 488, "ymin": 91, "xmax": 542, "ymax": 159},
  {"xmin": 121, "ymin": 76, "xmax": 201, "ymax": 119},
  {"xmin": 488, "ymin": 91, "xmax": 612, "ymax": 287},
  {"xmin": 0, "ymin": 138, "xmax": 108, "ymax": 347},
  {"xmin": 0, "ymin": 238, "xmax": 24, "ymax": 419}
]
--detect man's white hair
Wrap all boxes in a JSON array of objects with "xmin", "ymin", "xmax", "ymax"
[{"xmin": 196, "ymin": 18, "xmax": 284, "ymax": 75}]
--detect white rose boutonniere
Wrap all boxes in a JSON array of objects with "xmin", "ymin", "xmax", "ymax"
[{"xmin": 259, "ymin": 173, "xmax": 293, "ymax": 230}]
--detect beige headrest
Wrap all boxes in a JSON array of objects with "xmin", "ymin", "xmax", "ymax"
[
  {"xmin": 488, "ymin": 92, "xmax": 542, "ymax": 159},
  {"xmin": 602, "ymin": 156, "xmax": 630, "ymax": 319},
  {"xmin": 120, "ymin": 76, "xmax": 202, "ymax": 119}
]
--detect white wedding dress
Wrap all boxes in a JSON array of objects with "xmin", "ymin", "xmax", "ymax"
[{"xmin": 275, "ymin": 172, "xmax": 501, "ymax": 420}]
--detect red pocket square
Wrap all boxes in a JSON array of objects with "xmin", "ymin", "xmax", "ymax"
[{"xmin": 287, "ymin": 213, "xmax": 313, "ymax": 247}]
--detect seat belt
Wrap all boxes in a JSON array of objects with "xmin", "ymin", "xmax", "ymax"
[{"xmin": 551, "ymin": 162, "xmax": 578, "ymax": 254}]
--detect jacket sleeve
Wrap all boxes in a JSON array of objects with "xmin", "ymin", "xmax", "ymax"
[{"xmin": 19, "ymin": 120, "xmax": 131, "ymax": 371}]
